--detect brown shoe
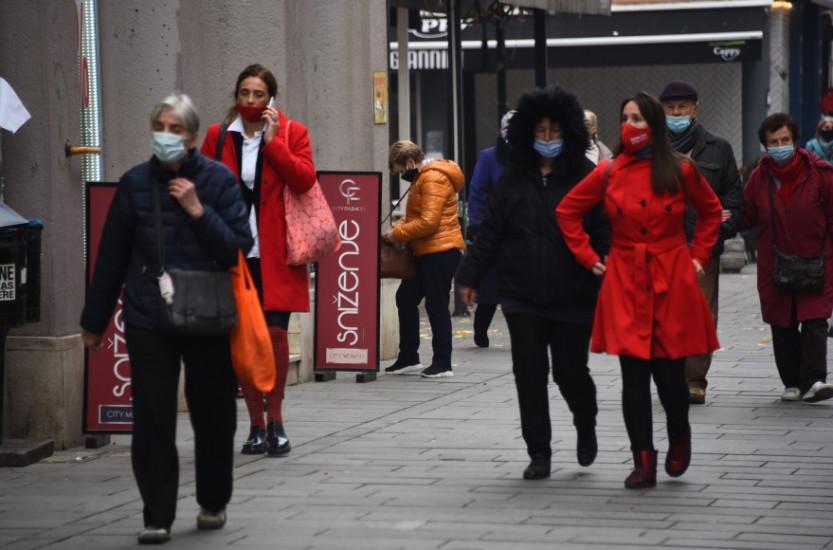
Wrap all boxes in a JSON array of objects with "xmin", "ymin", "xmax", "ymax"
[{"xmin": 688, "ymin": 387, "xmax": 706, "ymax": 405}]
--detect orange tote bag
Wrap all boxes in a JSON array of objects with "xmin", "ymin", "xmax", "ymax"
[{"xmin": 230, "ymin": 251, "xmax": 276, "ymax": 392}]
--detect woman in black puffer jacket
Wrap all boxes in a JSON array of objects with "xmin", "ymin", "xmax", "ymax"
[{"xmin": 456, "ymin": 86, "xmax": 609, "ymax": 480}]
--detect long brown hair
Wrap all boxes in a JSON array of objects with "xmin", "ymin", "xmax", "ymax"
[
  {"xmin": 616, "ymin": 92, "xmax": 692, "ymax": 195},
  {"xmin": 223, "ymin": 64, "xmax": 279, "ymax": 124}
]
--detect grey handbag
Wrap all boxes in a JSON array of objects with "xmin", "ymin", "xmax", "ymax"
[{"xmin": 151, "ymin": 182, "xmax": 237, "ymax": 334}]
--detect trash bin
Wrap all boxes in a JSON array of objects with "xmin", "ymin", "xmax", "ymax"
[{"xmin": 0, "ymin": 203, "xmax": 43, "ymax": 447}]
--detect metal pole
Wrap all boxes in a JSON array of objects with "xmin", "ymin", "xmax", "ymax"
[
  {"xmin": 397, "ymin": 7, "xmax": 411, "ymax": 142},
  {"xmin": 534, "ymin": 9, "xmax": 547, "ymax": 88},
  {"xmin": 496, "ymin": 20, "xmax": 508, "ymax": 118}
]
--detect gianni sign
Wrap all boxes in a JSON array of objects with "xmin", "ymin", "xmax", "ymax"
[{"xmin": 315, "ymin": 172, "xmax": 381, "ymax": 373}]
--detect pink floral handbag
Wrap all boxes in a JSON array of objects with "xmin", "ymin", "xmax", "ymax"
[{"xmin": 282, "ymin": 121, "xmax": 341, "ymax": 265}]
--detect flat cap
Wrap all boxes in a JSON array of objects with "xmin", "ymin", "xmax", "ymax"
[{"xmin": 659, "ymin": 80, "xmax": 698, "ymax": 102}]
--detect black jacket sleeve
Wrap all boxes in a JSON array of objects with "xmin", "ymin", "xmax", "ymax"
[
  {"xmin": 455, "ymin": 172, "xmax": 508, "ymax": 288},
  {"xmin": 718, "ymin": 141, "xmax": 744, "ymax": 242},
  {"xmin": 80, "ymin": 180, "xmax": 138, "ymax": 334},
  {"xmin": 190, "ymin": 168, "xmax": 253, "ymax": 268}
]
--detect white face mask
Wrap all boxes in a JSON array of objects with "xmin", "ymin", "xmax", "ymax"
[{"xmin": 151, "ymin": 132, "xmax": 188, "ymax": 164}]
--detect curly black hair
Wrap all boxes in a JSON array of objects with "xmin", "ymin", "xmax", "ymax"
[{"xmin": 506, "ymin": 86, "xmax": 589, "ymax": 174}]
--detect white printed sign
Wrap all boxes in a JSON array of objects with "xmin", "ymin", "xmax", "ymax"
[{"xmin": 0, "ymin": 264, "xmax": 15, "ymax": 301}]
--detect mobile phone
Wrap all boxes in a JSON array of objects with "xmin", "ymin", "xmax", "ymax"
[{"xmin": 267, "ymin": 97, "xmax": 275, "ymax": 109}]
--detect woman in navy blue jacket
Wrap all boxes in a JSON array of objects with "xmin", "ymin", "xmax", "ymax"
[
  {"xmin": 80, "ymin": 94, "xmax": 252, "ymax": 545},
  {"xmin": 466, "ymin": 110, "xmax": 513, "ymax": 347}
]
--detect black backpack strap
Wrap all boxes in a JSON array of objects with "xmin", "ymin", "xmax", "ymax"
[{"xmin": 214, "ymin": 124, "xmax": 228, "ymax": 161}]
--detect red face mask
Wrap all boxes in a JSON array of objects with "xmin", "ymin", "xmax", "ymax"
[
  {"xmin": 237, "ymin": 104, "xmax": 266, "ymax": 123},
  {"xmin": 621, "ymin": 123, "xmax": 653, "ymax": 154}
]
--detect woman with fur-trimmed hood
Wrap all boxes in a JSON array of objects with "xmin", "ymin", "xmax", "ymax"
[{"xmin": 456, "ymin": 86, "xmax": 610, "ymax": 480}]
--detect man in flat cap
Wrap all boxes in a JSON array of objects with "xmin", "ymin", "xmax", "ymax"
[{"xmin": 660, "ymin": 80, "xmax": 743, "ymax": 405}]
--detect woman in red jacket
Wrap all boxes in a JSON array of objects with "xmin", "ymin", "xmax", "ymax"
[
  {"xmin": 741, "ymin": 113, "xmax": 833, "ymax": 404},
  {"xmin": 556, "ymin": 92, "xmax": 722, "ymax": 489},
  {"xmin": 201, "ymin": 64, "xmax": 317, "ymax": 457}
]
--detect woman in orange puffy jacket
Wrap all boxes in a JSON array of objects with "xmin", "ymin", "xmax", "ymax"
[{"xmin": 382, "ymin": 140, "xmax": 465, "ymax": 378}]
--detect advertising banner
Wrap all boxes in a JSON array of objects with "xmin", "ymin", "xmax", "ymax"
[
  {"xmin": 314, "ymin": 172, "xmax": 381, "ymax": 373},
  {"xmin": 84, "ymin": 183, "xmax": 133, "ymax": 432}
]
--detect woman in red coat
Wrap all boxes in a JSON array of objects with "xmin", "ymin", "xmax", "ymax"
[
  {"xmin": 201, "ymin": 64, "xmax": 317, "ymax": 457},
  {"xmin": 556, "ymin": 92, "xmax": 722, "ymax": 489},
  {"xmin": 741, "ymin": 113, "xmax": 833, "ymax": 404}
]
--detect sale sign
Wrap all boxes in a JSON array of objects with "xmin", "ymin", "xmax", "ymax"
[
  {"xmin": 314, "ymin": 172, "xmax": 381, "ymax": 373},
  {"xmin": 84, "ymin": 183, "xmax": 133, "ymax": 432}
]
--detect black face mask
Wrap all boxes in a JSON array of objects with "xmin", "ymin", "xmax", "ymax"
[
  {"xmin": 820, "ymin": 129, "xmax": 833, "ymax": 142},
  {"xmin": 401, "ymin": 168, "xmax": 419, "ymax": 182}
]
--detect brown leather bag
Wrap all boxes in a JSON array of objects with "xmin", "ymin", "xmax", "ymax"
[
  {"xmin": 380, "ymin": 240, "xmax": 416, "ymax": 279},
  {"xmin": 380, "ymin": 185, "xmax": 416, "ymax": 279}
]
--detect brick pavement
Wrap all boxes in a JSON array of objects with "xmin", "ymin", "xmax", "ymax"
[{"xmin": 1, "ymin": 266, "xmax": 832, "ymax": 549}]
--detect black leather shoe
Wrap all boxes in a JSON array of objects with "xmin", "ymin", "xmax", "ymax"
[
  {"xmin": 266, "ymin": 421, "xmax": 291, "ymax": 457},
  {"xmin": 523, "ymin": 456, "xmax": 551, "ymax": 480},
  {"xmin": 576, "ymin": 426, "xmax": 597, "ymax": 467},
  {"xmin": 241, "ymin": 425, "xmax": 266, "ymax": 455}
]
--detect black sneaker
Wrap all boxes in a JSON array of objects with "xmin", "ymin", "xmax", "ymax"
[
  {"xmin": 420, "ymin": 364, "xmax": 453, "ymax": 378},
  {"xmin": 576, "ymin": 426, "xmax": 597, "ymax": 467},
  {"xmin": 384, "ymin": 358, "xmax": 423, "ymax": 374}
]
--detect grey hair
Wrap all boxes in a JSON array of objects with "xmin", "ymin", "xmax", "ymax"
[{"xmin": 150, "ymin": 93, "xmax": 200, "ymax": 135}]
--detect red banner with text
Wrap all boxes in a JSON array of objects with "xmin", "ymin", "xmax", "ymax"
[
  {"xmin": 314, "ymin": 172, "xmax": 381, "ymax": 372},
  {"xmin": 84, "ymin": 183, "xmax": 133, "ymax": 433}
]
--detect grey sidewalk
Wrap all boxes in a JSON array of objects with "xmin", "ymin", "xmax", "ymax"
[{"xmin": 2, "ymin": 267, "xmax": 833, "ymax": 550}]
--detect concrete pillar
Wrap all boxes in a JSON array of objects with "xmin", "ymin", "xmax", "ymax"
[{"xmin": 0, "ymin": 0, "xmax": 84, "ymax": 448}]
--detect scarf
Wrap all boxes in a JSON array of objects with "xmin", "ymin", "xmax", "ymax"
[
  {"xmin": 669, "ymin": 121, "xmax": 704, "ymax": 155},
  {"xmin": 769, "ymin": 153, "xmax": 805, "ymax": 204}
]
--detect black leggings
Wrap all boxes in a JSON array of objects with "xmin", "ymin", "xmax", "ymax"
[{"xmin": 619, "ymin": 356, "xmax": 689, "ymax": 452}]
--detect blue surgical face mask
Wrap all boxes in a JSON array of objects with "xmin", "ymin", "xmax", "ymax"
[
  {"xmin": 767, "ymin": 145, "xmax": 795, "ymax": 165},
  {"xmin": 534, "ymin": 139, "xmax": 563, "ymax": 159},
  {"xmin": 152, "ymin": 132, "xmax": 188, "ymax": 164},
  {"xmin": 666, "ymin": 115, "xmax": 692, "ymax": 134}
]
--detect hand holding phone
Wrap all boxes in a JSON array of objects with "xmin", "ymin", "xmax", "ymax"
[{"xmin": 263, "ymin": 96, "xmax": 280, "ymax": 143}]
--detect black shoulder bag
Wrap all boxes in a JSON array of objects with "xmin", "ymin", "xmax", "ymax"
[
  {"xmin": 768, "ymin": 176, "xmax": 825, "ymax": 294},
  {"xmin": 151, "ymin": 182, "xmax": 238, "ymax": 334}
]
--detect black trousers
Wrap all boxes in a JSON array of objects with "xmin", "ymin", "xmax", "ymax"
[
  {"xmin": 771, "ymin": 318, "xmax": 828, "ymax": 393},
  {"xmin": 126, "ymin": 325, "xmax": 238, "ymax": 529},
  {"xmin": 396, "ymin": 249, "xmax": 461, "ymax": 368},
  {"xmin": 474, "ymin": 303, "xmax": 498, "ymax": 337},
  {"xmin": 619, "ymin": 356, "xmax": 689, "ymax": 452},
  {"xmin": 504, "ymin": 314, "xmax": 597, "ymax": 459}
]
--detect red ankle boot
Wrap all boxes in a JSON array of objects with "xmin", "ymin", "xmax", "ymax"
[
  {"xmin": 624, "ymin": 450, "xmax": 657, "ymax": 489},
  {"xmin": 665, "ymin": 432, "xmax": 691, "ymax": 477}
]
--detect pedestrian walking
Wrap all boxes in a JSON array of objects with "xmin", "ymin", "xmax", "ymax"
[
  {"xmin": 457, "ymin": 87, "xmax": 609, "ymax": 480},
  {"xmin": 383, "ymin": 141, "xmax": 465, "ymax": 378},
  {"xmin": 466, "ymin": 110, "xmax": 514, "ymax": 348},
  {"xmin": 584, "ymin": 110, "xmax": 613, "ymax": 165},
  {"xmin": 80, "ymin": 93, "xmax": 253, "ymax": 543},
  {"xmin": 556, "ymin": 92, "xmax": 723, "ymax": 489},
  {"xmin": 201, "ymin": 64, "xmax": 318, "ymax": 457},
  {"xmin": 659, "ymin": 80, "xmax": 744, "ymax": 404},
  {"xmin": 806, "ymin": 115, "xmax": 833, "ymax": 164},
  {"xmin": 741, "ymin": 113, "xmax": 833, "ymax": 404}
]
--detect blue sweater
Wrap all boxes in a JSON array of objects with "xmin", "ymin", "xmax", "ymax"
[
  {"xmin": 468, "ymin": 147, "xmax": 505, "ymax": 227},
  {"xmin": 81, "ymin": 152, "xmax": 253, "ymax": 333}
]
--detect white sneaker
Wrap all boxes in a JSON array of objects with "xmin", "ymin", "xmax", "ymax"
[
  {"xmin": 196, "ymin": 508, "xmax": 226, "ymax": 530},
  {"xmin": 780, "ymin": 387, "xmax": 801, "ymax": 401},
  {"xmin": 137, "ymin": 527, "xmax": 170, "ymax": 544},
  {"xmin": 801, "ymin": 381, "xmax": 833, "ymax": 403}
]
